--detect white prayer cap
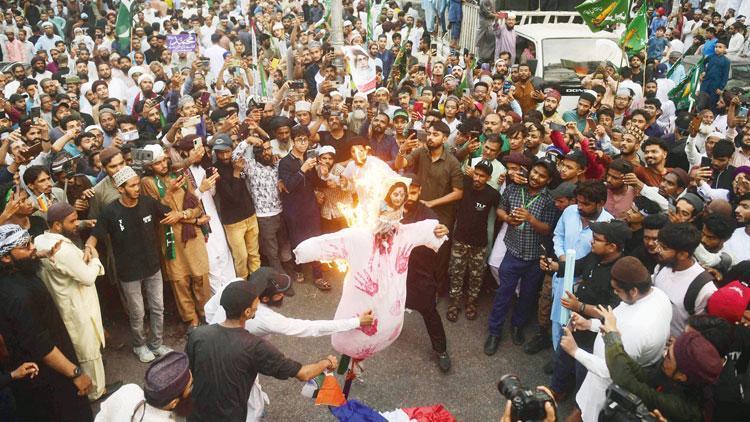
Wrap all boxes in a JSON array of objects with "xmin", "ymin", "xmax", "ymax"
[
  {"xmin": 479, "ymin": 75, "xmax": 493, "ymax": 86},
  {"xmin": 143, "ymin": 144, "xmax": 165, "ymax": 162},
  {"xmin": 272, "ymin": 22, "xmax": 284, "ymax": 31},
  {"xmin": 318, "ymin": 145, "xmax": 336, "ymax": 156},
  {"xmin": 708, "ymin": 131, "xmax": 725, "ymax": 140},
  {"xmin": 344, "ymin": 20, "xmax": 353, "ymax": 27},
  {"xmin": 85, "ymin": 124, "xmax": 103, "ymax": 133},
  {"xmin": 41, "ymin": 22, "xmax": 53, "ymax": 29},
  {"xmin": 353, "ymin": 92, "xmax": 368, "ymax": 101},
  {"xmin": 616, "ymin": 87, "xmax": 633, "ymax": 98},
  {"xmin": 329, "ymin": 90, "xmax": 343, "ymax": 99},
  {"xmin": 113, "ymin": 166, "xmax": 139, "ymax": 187},
  {"xmin": 507, "ymin": 12, "xmax": 517, "ymax": 20},
  {"xmin": 295, "ymin": 101, "xmax": 311, "ymax": 112},
  {"xmin": 375, "ymin": 87, "xmax": 389, "ymax": 94},
  {"xmin": 407, "ymin": 9, "xmax": 419, "ymax": 20},
  {"xmin": 128, "ymin": 66, "xmax": 146, "ymax": 78},
  {"xmin": 137, "ymin": 73, "xmax": 154, "ymax": 85}
]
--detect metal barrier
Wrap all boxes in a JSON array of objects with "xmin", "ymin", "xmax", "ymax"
[{"xmin": 458, "ymin": 4, "xmax": 583, "ymax": 54}]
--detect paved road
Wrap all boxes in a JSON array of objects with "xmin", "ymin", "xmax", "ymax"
[{"xmin": 99, "ymin": 269, "xmax": 569, "ymax": 421}]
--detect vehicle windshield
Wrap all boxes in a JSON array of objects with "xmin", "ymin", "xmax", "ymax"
[
  {"xmin": 541, "ymin": 38, "xmax": 623, "ymax": 83},
  {"xmin": 726, "ymin": 63, "xmax": 750, "ymax": 91}
]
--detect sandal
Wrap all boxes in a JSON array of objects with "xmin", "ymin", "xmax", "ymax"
[
  {"xmin": 314, "ymin": 278, "xmax": 332, "ymax": 291},
  {"xmin": 446, "ymin": 305, "xmax": 460, "ymax": 322},
  {"xmin": 465, "ymin": 303, "xmax": 478, "ymax": 320},
  {"xmin": 295, "ymin": 272, "xmax": 305, "ymax": 283}
]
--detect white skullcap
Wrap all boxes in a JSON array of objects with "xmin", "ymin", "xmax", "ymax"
[
  {"xmin": 85, "ymin": 124, "xmax": 103, "ymax": 133},
  {"xmin": 375, "ymin": 87, "xmax": 389, "ymax": 94},
  {"xmin": 295, "ymin": 101, "xmax": 311, "ymax": 112},
  {"xmin": 353, "ymin": 92, "xmax": 368, "ymax": 101},
  {"xmin": 113, "ymin": 166, "xmax": 138, "ymax": 187},
  {"xmin": 128, "ymin": 66, "xmax": 146, "ymax": 78},
  {"xmin": 143, "ymin": 144, "xmax": 165, "ymax": 162},
  {"xmin": 41, "ymin": 22, "xmax": 53, "ymax": 28},
  {"xmin": 343, "ymin": 20, "xmax": 353, "ymax": 27},
  {"xmin": 137, "ymin": 73, "xmax": 154, "ymax": 85},
  {"xmin": 708, "ymin": 131, "xmax": 725, "ymax": 140},
  {"xmin": 329, "ymin": 90, "xmax": 343, "ymax": 98},
  {"xmin": 507, "ymin": 12, "xmax": 517, "ymax": 20},
  {"xmin": 318, "ymin": 145, "xmax": 336, "ymax": 156},
  {"xmin": 272, "ymin": 22, "xmax": 284, "ymax": 31}
]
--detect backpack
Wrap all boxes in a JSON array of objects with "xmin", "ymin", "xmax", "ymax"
[{"xmin": 683, "ymin": 270, "xmax": 715, "ymax": 316}]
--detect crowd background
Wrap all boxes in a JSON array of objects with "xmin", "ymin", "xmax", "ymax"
[{"xmin": 0, "ymin": 0, "xmax": 747, "ymax": 421}]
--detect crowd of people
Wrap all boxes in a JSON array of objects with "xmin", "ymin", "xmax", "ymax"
[{"xmin": 0, "ymin": 0, "xmax": 748, "ymax": 420}]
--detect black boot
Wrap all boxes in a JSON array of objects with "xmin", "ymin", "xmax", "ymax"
[
  {"xmin": 523, "ymin": 329, "xmax": 551, "ymax": 354},
  {"xmin": 511, "ymin": 326, "xmax": 525, "ymax": 346},
  {"xmin": 484, "ymin": 334, "xmax": 501, "ymax": 355}
]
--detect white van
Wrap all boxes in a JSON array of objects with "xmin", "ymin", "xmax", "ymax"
[{"xmin": 514, "ymin": 23, "xmax": 624, "ymax": 111}]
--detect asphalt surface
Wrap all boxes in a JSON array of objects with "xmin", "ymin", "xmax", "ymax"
[{"xmin": 97, "ymin": 268, "xmax": 570, "ymax": 421}]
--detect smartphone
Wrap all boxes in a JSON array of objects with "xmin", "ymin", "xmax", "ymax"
[
  {"xmin": 121, "ymin": 130, "xmax": 139, "ymax": 142},
  {"xmin": 305, "ymin": 149, "xmax": 318, "ymax": 161},
  {"xmin": 183, "ymin": 115, "xmax": 201, "ymax": 127},
  {"xmin": 30, "ymin": 107, "xmax": 40, "ymax": 119},
  {"xmin": 549, "ymin": 122, "xmax": 566, "ymax": 132},
  {"xmin": 152, "ymin": 95, "xmax": 164, "ymax": 104},
  {"xmin": 193, "ymin": 137, "xmax": 202, "ymax": 149},
  {"xmin": 738, "ymin": 105, "xmax": 749, "ymax": 118},
  {"xmin": 519, "ymin": 167, "xmax": 529, "ymax": 180},
  {"xmin": 289, "ymin": 80, "xmax": 305, "ymax": 90},
  {"xmin": 415, "ymin": 130, "xmax": 427, "ymax": 142},
  {"xmin": 413, "ymin": 101, "xmax": 424, "ymax": 116},
  {"xmin": 20, "ymin": 142, "xmax": 43, "ymax": 161},
  {"xmin": 502, "ymin": 80, "xmax": 512, "ymax": 94}
]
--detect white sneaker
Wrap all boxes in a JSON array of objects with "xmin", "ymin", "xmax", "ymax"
[
  {"xmin": 133, "ymin": 346, "xmax": 156, "ymax": 363},
  {"xmin": 151, "ymin": 345, "xmax": 173, "ymax": 357}
]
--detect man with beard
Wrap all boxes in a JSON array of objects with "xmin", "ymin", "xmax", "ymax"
[
  {"xmin": 318, "ymin": 112, "xmax": 355, "ymax": 164},
  {"xmin": 35, "ymin": 203, "xmax": 108, "ymax": 401},
  {"xmin": 213, "ymin": 135, "xmax": 261, "ymax": 280},
  {"xmin": 96, "ymin": 62, "xmax": 127, "ymax": 108},
  {"xmin": 2, "ymin": 63, "xmax": 27, "ymax": 98},
  {"xmin": 514, "ymin": 63, "xmax": 544, "ymax": 115},
  {"xmin": 130, "ymin": 73, "xmax": 157, "ymax": 118},
  {"xmin": 140, "ymin": 145, "xmax": 211, "ymax": 334},
  {"xmin": 138, "ymin": 101, "xmax": 166, "ymax": 142},
  {"xmin": 494, "ymin": 13, "xmax": 517, "ymax": 64},
  {"xmin": 657, "ymin": 168, "xmax": 689, "ymax": 207},
  {"xmin": 368, "ymin": 112, "xmax": 398, "ymax": 165},
  {"xmin": 0, "ymin": 224, "xmax": 93, "ymax": 420},
  {"xmin": 562, "ymin": 91, "xmax": 596, "ymax": 133},
  {"xmin": 240, "ymin": 138, "xmax": 298, "ymax": 281},
  {"xmin": 348, "ymin": 92, "xmax": 369, "ymax": 136},
  {"xmin": 635, "ymin": 137, "xmax": 670, "ymax": 187},
  {"xmin": 541, "ymin": 89, "xmax": 564, "ymax": 126},
  {"xmin": 485, "ymin": 159, "xmax": 557, "ymax": 355},
  {"xmin": 399, "ymin": 173, "xmax": 452, "ymax": 372},
  {"xmin": 395, "ymin": 121, "xmax": 463, "ymax": 291},
  {"xmin": 447, "ymin": 161, "xmax": 500, "ymax": 323},
  {"xmin": 653, "ymin": 222, "xmax": 718, "ymax": 337},
  {"xmin": 33, "ymin": 21, "xmax": 61, "ymax": 55},
  {"xmin": 612, "ymin": 88, "xmax": 633, "ymax": 126},
  {"xmin": 85, "ymin": 166, "xmax": 183, "ymax": 363},
  {"xmin": 96, "ymin": 351, "xmax": 194, "ymax": 420},
  {"xmin": 89, "ymin": 147, "xmax": 125, "ymax": 219},
  {"xmin": 725, "ymin": 193, "xmax": 750, "ymax": 263},
  {"xmin": 617, "ymin": 125, "xmax": 644, "ymax": 167},
  {"xmin": 268, "ymin": 116, "xmax": 295, "ymax": 160}
]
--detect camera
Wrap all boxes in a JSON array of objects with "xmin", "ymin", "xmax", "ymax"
[
  {"xmin": 497, "ymin": 374, "xmax": 555, "ymax": 421},
  {"xmin": 599, "ymin": 384, "xmax": 657, "ymax": 422},
  {"xmin": 131, "ymin": 148, "xmax": 154, "ymax": 175}
]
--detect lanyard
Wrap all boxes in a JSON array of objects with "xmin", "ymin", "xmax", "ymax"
[{"xmin": 520, "ymin": 187, "xmax": 542, "ymax": 210}]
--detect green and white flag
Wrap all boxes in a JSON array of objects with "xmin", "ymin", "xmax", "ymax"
[
  {"xmin": 576, "ymin": 0, "xmax": 628, "ymax": 32},
  {"xmin": 669, "ymin": 56, "xmax": 705, "ymax": 110},
  {"xmin": 620, "ymin": 3, "xmax": 648, "ymax": 52},
  {"xmin": 115, "ymin": 0, "xmax": 134, "ymax": 51}
]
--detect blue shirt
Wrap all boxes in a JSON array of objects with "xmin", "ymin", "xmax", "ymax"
[
  {"xmin": 647, "ymin": 36, "xmax": 669, "ymax": 60},
  {"xmin": 667, "ymin": 63, "xmax": 686, "ymax": 84},
  {"xmin": 703, "ymin": 38, "xmax": 718, "ymax": 57},
  {"xmin": 562, "ymin": 110, "xmax": 588, "ymax": 132},
  {"xmin": 700, "ymin": 54, "xmax": 730, "ymax": 93}
]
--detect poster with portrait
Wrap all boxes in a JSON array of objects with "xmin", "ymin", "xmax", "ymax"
[{"xmin": 343, "ymin": 45, "xmax": 377, "ymax": 95}]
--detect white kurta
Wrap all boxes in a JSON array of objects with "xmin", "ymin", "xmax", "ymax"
[
  {"xmin": 190, "ymin": 165, "xmax": 236, "ymax": 293},
  {"xmin": 204, "ymin": 284, "xmax": 361, "ymax": 422},
  {"xmin": 295, "ymin": 221, "xmax": 445, "ymax": 359},
  {"xmin": 573, "ymin": 287, "xmax": 672, "ymax": 422},
  {"xmin": 95, "ymin": 383, "xmax": 183, "ymax": 422}
]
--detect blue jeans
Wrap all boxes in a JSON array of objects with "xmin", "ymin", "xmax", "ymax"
[{"xmin": 487, "ymin": 253, "xmax": 545, "ymax": 336}]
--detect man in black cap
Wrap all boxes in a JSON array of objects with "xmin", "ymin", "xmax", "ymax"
[
  {"xmin": 96, "ymin": 351, "xmax": 194, "ymax": 420},
  {"xmin": 186, "ymin": 278, "xmax": 338, "ymax": 421},
  {"xmin": 268, "ymin": 116, "xmax": 295, "ymax": 159},
  {"xmin": 541, "ymin": 220, "xmax": 629, "ymax": 400},
  {"xmin": 395, "ymin": 119, "xmax": 463, "ymax": 292},
  {"xmin": 562, "ymin": 91, "xmax": 596, "ymax": 133},
  {"xmin": 558, "ymin": 150, "xmax": 587, "ymax": 184}
]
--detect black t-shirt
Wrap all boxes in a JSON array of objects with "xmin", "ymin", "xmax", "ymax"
[
  {"xmin": 453, "ymin": 178, "xmax": 500, "ymax": 247},
  {"xmin": 93, "ymin": 196, "xmax": 170, "ymax": 282},
  {"xmin": 186, "ymin": 324, "xmax": 302, "ymax": 422},
  {"xmin": 318, "ymin": 129, "xmax": 356, "ymax": 163}
]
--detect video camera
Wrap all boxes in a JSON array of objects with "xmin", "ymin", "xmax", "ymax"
[
  {"xmin": 497, "ymin": 374, "xmax": 555, "ymax": 421},
  {"xmin": 131, "ymin": 148, "xmax": 154, "ymax": 175},
  {"xmin": 599, "ymin": 384, "xmax": 657, "ymax": 422}
]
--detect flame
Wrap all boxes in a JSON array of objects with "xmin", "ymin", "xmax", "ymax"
[{"xmin": 319, "ymin": 157, "xmax": 403, "ymax": 274}]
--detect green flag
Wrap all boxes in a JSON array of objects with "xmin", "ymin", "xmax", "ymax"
[
  {"xmin": 576, "ymin": 0, "xmax": 628, "ymax": 32},
  {"xmin": 620, "ymin": 3, "xmax": 648, "ymax": 52},
  {"xmin": 115, "ymin": 0, "xmax": 134, "ymax": 51},
  {"xmin": 665, "ymin": 55, "xmax": 683, "ymax": 79},
  {"xmin": 669, "ymin": 56, "xmax": 705, "ymax": 110},
  {"xmin": 258, "ymin": 60, "xmax": 268, "ymax": 97},
  {"xmin": 456, "ymin": 58, "xmax": 475, "ymax": 96}
]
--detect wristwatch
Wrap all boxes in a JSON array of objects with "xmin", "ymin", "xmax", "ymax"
[{"xmin": 70, "ymin": 366, "xmax": 83, "ymax": 379}]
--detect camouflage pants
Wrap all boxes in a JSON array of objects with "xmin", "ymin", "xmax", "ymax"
[
  {"xmin": 537, "ymin": 273, "xmax": 553, "ymax": 330},
  {"xmin": 448, "ymin": 240, "xmax": 486, "ymax": 304}
]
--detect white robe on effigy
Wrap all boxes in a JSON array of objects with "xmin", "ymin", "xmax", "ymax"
[{"xmin": 294, "ymin": 221, "xmax": 445, "ymax": 359}]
